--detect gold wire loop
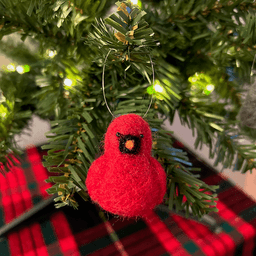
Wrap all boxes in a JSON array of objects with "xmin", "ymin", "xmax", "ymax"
[
  {"xmin": 102, "ymin": 49, "xmax": 154, "ymax": 118},
  {"xmin": 102, "ymin": 49, "xmax": 116, "ymax": 117}
]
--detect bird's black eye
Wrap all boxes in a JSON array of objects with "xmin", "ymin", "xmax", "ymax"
[
  {"xmin": 140, "ymin": 134, "xmax": 144, "ymax": 138},
  {"xmin": 116, "ymin": 132, "xmax": 121, "ymax": 137}
]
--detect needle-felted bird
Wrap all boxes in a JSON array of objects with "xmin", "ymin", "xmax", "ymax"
[{"xmin": 85, "ymin": 114, "xmax": 166, "ymax": 218}]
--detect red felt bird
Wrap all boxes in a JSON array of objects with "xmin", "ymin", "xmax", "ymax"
[{"xmin": 85, "ymin": 114, "xmax": 166, "ymax": 218}]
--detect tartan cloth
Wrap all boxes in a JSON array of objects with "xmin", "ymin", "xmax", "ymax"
[{"xmin": 0, "ymin": 146, "xmax": 256, "ymax": 255}]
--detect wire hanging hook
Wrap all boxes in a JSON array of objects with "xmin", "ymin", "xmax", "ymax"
[
  {"xmin": 143, "ymin": 55, "xmax": 154, "ymax": 118},
  {"xmin": 102, "ymin": 48, "xmax": 116, "ymax": 117},
  {"xmin": 102, "ymin": 49, "xmax": 154, "ymax": 118}
]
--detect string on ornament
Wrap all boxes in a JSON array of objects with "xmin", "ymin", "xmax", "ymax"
[{"xmin": 102, "ymin": 48, "xmax": 154, "ymax": 118}]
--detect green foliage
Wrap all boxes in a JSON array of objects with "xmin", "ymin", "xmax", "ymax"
[
  {"xmin": 0, "ymin": 71, "xmax": 37, "ymax": 173},
  {"xmin": 86, "ymin": 1, "xmax": 157, "ymax": 84},
  {"xmin": 1, "ymin": 0, "xmax": 256, "ymax": 219},
  {"xmin": 213, "ymin": 129, "xmax": 256, "ymax": 173}
]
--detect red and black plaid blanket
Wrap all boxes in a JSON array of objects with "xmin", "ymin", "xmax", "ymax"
[{"xmin": 0, "ymin": 144, "xmax": 256, "ymax": 256}]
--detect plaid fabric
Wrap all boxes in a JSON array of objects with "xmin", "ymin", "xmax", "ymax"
[{"xmin": 0, "ymin": 146, "xmax": 256, "ymax": 256}]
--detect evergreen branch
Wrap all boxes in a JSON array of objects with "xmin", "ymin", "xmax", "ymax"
[
  {"xmin": 2, "ymin": 0, "xmax": 256, "ymax": 219},
  {"xmin": 0, "ymin": 71, "xmax": 37, "ymax": 173},
  {"xmin": 85, "ymin": 1, "xmax": 158, "ymax": 83},
  {"xmin": 144, "ymin": 0, "xmax": 256, "ymax": 84},
  {"xmin": 166, "ymin": 164, "xmax": 218, "ymax": 218},
  {"xmin": 214, "ymin": 128, "xmax": 256, "ymax": 173},
  {"xmin": 176, "ymin": 89, "xmax": 256, "ymax": 173},
  {"xmin": 43, "ymin": 96, "xmax": 108, "ymax": 208},
  {"xmin": 176, "ymin": 92, "xmax": 227, "ymax": 157},
  {"xmin": 0, "ymin": 0, "xmax": 109, "ymax": 59},
  {"xmin": 146, "ymin": 116, "xmax": 219, "ymax": 217}
]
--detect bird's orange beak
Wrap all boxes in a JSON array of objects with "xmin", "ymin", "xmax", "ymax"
[{"xmin": 125, "ymin": 140, "xmax": 134, "ymax": 150}]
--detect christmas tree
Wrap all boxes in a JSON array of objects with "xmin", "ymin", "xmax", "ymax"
[{"xmin": 0, "ymin": 0, "xmax": 256, "ymax": 219}]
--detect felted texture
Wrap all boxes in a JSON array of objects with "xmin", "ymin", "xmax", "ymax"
[{"xmin": 85, "ymin": 114, "xmax": 167, "ymax": 218}]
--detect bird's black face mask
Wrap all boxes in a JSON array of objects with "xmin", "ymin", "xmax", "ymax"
[{"xmin": 116, "ymin": 133, "xmax": 141, "ymax": 155}]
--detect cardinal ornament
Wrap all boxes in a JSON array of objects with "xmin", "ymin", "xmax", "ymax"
[{"xmin": 85, "ymin": 114, "xmax": 166, "ymax": 218}]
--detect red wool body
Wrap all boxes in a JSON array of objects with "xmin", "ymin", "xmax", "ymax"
[{"xmin": 85, "ymin": 114, "xmax": 166, "ymax": 218}]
